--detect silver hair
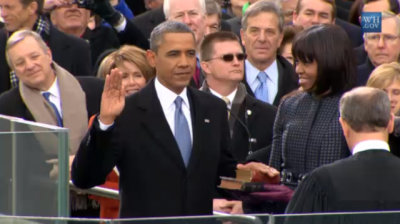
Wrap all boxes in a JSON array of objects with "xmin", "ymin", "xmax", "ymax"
[
  {"xmin": 241, "ymin": 0, "xmax": 284, "ymax": 32},
  {"xmin": 340, "ymin": 87, "xmax": 391, "ymax": 132},
  {"xmin": 163, "ymin": 0, "xmax": 206, "ymax": 19},
  {"xmin": 5, "ymin": 29, "xmax": 49, "ymax": 69}
]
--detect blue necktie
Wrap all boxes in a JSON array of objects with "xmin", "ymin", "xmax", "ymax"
[
  {"xmin": 254, "ymin": 71, "xmax": 269, "ymax": 103},
  {"xmin": 42, "ymin": 92, "xmax": 63, "ymax": 127},
  {"xmin": 174, "ymin": 96, "xmax": 192, "ymax": 167}
]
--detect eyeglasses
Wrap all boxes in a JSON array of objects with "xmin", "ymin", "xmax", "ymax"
[
  {"xmin": 206, "ymin": 53, "xmax": 246, "ymax": 62},
  {"xmin": 365, "ymin": 33, "xmax": 400, "ymax": 44}
]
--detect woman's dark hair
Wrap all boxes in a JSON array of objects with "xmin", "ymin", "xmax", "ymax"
[
  {"xmin": 278, "ymin": 25, "xmax": 303, "ymax": 55},
  {"xmin": 292, "ymin": 24, "xmax": 356, "ymax": 97}
]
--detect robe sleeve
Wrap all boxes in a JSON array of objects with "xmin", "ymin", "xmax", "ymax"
[{"xmin": 285, "ymin": 173, "xmax": 328, "ymax": 214}]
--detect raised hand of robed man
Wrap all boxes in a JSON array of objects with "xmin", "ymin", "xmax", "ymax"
[{"xmin": 99, "ymin": 68, "xmax": 125, "ymax": 125}]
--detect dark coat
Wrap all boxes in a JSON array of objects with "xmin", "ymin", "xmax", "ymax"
[
  {"xmin": 335, "ymin": 18, "xmax": 363, "ymax": 48},
  {"xmin": 286, "ymin": 150, "xmax": 400, "ymax": 214},
  {"xmin": 0, "ymin": 76, "xmax": 103, "ymax": 120},
  {"xmin": 357, "ymin": 57, "xmax": 375, "ymax": 86},
  {"xmin": 131, "ymin": 6, "xmax": 165, "ymax": 42},
  {"xmin": 269, "ymin": 92, "xmax": 349, "ymax": 187},
  {"xmin": 201, "ymin": 83, "xmax": 277, "ymax": 163},
  {"xmin": 71, "ymin": 81, "xmax": 237, "ymax": 218}
]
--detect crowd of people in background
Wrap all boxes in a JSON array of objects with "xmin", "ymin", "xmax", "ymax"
[{"xmin": 1, "ymin": 0, "xmax": 400, "ymax": 220}]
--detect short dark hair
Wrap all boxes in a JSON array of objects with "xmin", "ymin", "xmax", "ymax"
[
  {"xmin": 340, "ymin": 87, "xmax": 391, "ymax": 132},
  {"xmin": 292, "ymin": 24, "xmax": 356, "ymax": 97},
  {"xmin": 205, "ymin": 0, "xmax": 221, "ymax": 17},
  {"xmin": 149, "ymin": 21, "xmax": 195, "ymax": 52},
  {"xmin": 296, "ymin": 0, "xmax": 336, "ymax": 18},
  {"xmin": 20, "ymin": 0, "xmax": 43, "ymax": 15},
  {"xmin": 200, "ymin": 31, "xmax": 240, "ymax": 61}
]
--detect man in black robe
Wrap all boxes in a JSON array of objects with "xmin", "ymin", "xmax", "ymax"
[{"xmin": 286, "ymin": 87, "xmax": 400, "ymax": 223}]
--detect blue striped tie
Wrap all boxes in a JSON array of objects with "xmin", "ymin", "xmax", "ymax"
[
  {"xmin": 42, "ymin": 92, "xmax": 63, "ymax": 127},
  {"xmin": 174, "ymin": 96, "xmax": 192, "ymax": 167},
  {"xmin": 254, "ymin": 71, "xmax": 269, "ymax": 103}
]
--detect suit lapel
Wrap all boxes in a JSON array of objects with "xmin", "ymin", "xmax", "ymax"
[
  {"xmin": 137, "ymin": 81, "xmax": 186, "ymax": 170},
  {"xmin": 186, "ymin": 88, "xmax": 209, "ymax": 173},
  {"xmin": 273, "ymin": 59, "xmax": 284, "ymax": 106}
]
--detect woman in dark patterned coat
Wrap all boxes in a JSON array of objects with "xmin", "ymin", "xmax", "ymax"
[{"xmin": 268, "ymin": 24, "xmax": 357, "ymax": 188}]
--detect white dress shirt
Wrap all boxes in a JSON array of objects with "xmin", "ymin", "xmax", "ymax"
[
  {"xmin": 99, "ymin": 78, "xmax": 194, "ymax": 142},
  {"xmin": 352, "ymin": 140, "xmax": 390, "ymax": 155},
  {"xmin": 155, "ymin": 78, "xmax": 193, "ymax": 142},
  {"xmin": 41, "ymin": 77, "xmax": 62, "ymax": 117},
  {"xmin": 245, "ymin": 59, "xmax": 278, "ymax": 104},
  {"xmin": 209, "ymin": 88, "xmax": 237, "ymax": 110}
]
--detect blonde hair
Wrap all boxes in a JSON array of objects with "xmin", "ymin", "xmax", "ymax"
[
  {"xmin": 367, "ymin": 62, "xmax": 400, "ymax": 89},
  {"xmin": 97, "ymin": 45, "xmax": 155, "ymax": 82}
]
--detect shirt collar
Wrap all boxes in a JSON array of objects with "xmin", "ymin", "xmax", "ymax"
[
  {"xmin": 209, "ymin": 87, "xmax": 238, "ymax": 108},
  {"xmin": 154, "ymin": 77, "xmax": 189, "ymax": 110},
  {"xmin": 41, "ymin": 77, "xmax": 60, "ymax": 98},
  {"xmin": 245, "ymin": 59, "xmax": 278, "ymax": 85},
  {"xmin": 352, "ymin": 140, "xmax": 390, "ymax": 155}
]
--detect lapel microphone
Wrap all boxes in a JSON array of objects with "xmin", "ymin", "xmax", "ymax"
[{"xmin": 227, "ymin": 108, "xmax": 257, "ymax": 156}]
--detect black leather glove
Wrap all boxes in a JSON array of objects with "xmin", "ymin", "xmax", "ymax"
[{"xmin": 86, "ymin": 0, "xmax": 122, "ymax": 26}]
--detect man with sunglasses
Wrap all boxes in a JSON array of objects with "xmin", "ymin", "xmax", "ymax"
[
  {"xmin": 240, "ymin": 0, "xmax": 298, "ymax": 106},
  {"xmin": 357, "ymin": 11, "xmax": 400, "ymax": 86},
  {"xmin": 200, "ymin": 31, "xmax": 277, "ymax": 213}
]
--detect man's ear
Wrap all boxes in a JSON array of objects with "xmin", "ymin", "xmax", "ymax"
[
  {"xmin": 28, "ymin": 1, "xmax": 38, "ymax": 16},
  {"xmin": 200, "ymin": 61, "xmax": 211, "ymax": 75},
  {"xmin": 292, "ymin": 11, "xmax": 298, "ymax": 25},
  {"xmin": 240, "ymin": 29, "xmax": 246, "ymax": 46},
  {"xmin": 146, "ymin": 50, "xmax": 156, "ymax": 68},
  {"xmin": 339, "ymin": 117, "xmax": 349, "ymax": 138},
  {"xmin": 387, "ymin": 113, "xmax": 395, "ymax": 134}
]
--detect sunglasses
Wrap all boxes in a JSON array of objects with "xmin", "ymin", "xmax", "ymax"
[{"xmin": 206, "ymin": 53, "xmax": 246, "ymax": 62}]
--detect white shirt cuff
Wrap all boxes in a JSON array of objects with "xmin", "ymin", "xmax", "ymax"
[
  {"xmin": 114, "ymin": 17, "xmax": 127, "ymax": 33},
  {"xmin": 98, "ymin": 118, "xmax": 114, "ymax": 131}
]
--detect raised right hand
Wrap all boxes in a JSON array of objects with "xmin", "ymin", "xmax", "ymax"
[{"xmin": 99, "ymin": 68, "xmax": 125, "ymax": 125}]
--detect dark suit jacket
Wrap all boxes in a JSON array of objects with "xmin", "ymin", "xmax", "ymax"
[
  {"xmin": 244, "ymin": 55, "xmax": 299, "ymax": 106},
  {"xmin": 116, "ymin": 17, "xmax": 150, "ymax": 50},
  {"xmin": 287, "ymin": 149, "xmax": 400, "ymax": 213},
  {"xmin": 357, "ymin": 57, "xmax": 375, "ymax": 86},
  {"xmin": 231, "ymin": 95, "xmax": 276, "ymax": 163},
  {"xmin": 335, "ymin": 18, "xmax": 363, "ymax": 48},
  {"xmin": 0, "ymin": 76, "xmax": 103, "ymax": 120},
  {"xmin": 227, "ymin": 16, "xmax": 241, "ymax": 39},
  {"xmin": 131, "ymin": 6, "xmax": 165, "ymax": 42},
  {"xmin": 82, "ymin": 26, "xmax": 120, "ymax": 68},
  {"xmin": 201, "ymin": 83, "xmax": 277, "ymax": 163},
  {"xmin": 354, "ymin": 44, "xmax": 367, "ymax": 65},
  {"xmin": 71, "ymin": 81, "xmax": 237, "ymax": 218},
  {"xmin": 0, "ymin": 25, "xmax": 92, "ymax": 94}
]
